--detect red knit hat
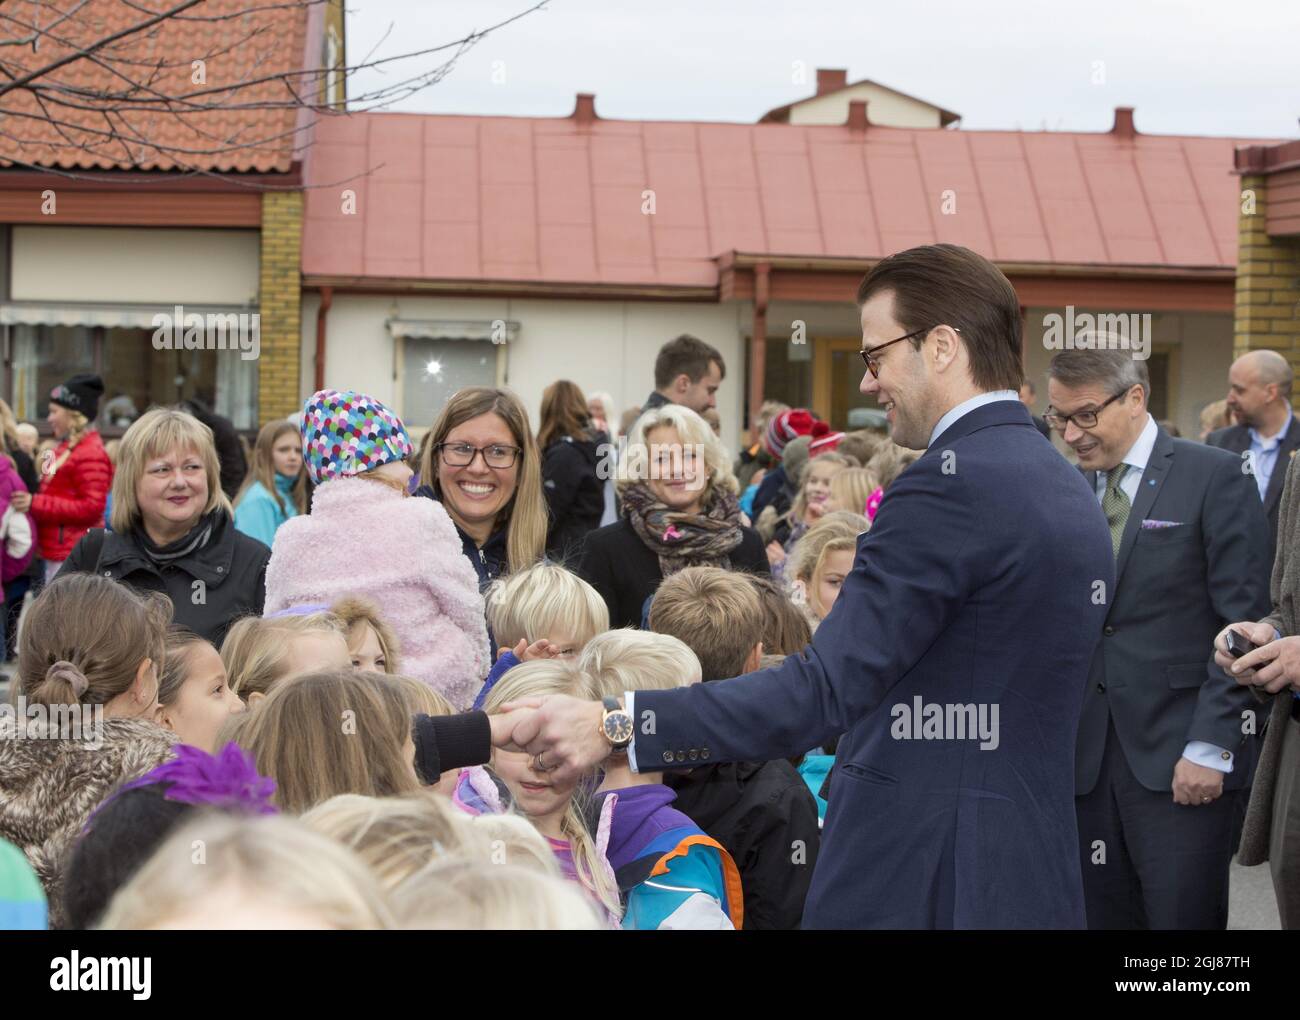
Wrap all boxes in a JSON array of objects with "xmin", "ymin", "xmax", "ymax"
[
  {"xmin": 809, "ymin": 429, "xmax": 845, "ymax": 456},
  {"xmin": 764, "ymin": 408, "xmax": 817, "ymax": 458}
]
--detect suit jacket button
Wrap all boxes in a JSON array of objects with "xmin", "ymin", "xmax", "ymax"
[
  {"xmin": 1221, "ymin": 751, "xmax": 1231, "ymax": 760},
  {"xmin": 662, "ymin": 751, "xmax": 674, "ymax": 764},
  {"xmin": 675, "ymin": 751, "xmax": 686, "ymax": 762},
  {"xmin": 701, "ymin": 748, "xmax": 711, "ymax": 760},
  {"xmin": 1103, "ymin": 626, "xmax": 1115, "ymax": 636},
  {"xmin": 688, "ymin": 749, "xmax": 699, "ymax": 761}
]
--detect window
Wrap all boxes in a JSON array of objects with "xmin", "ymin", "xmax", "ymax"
[
  {"xmin": 401, "ymin": 338, "xmax": 498, "ymax": 429},
  {"xmin": 9, "ymin": 326, "xmax": 258, "ymax": 432}
]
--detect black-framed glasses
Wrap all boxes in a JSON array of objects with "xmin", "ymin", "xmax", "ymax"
[
  {"xmin": 1043, "ymin": 387, "xmax": 1132, "ymax": 432},
  {"xmin": 859, "ymin": 325, "xmax": 956, "ymax": 379},
  {"xmin": 436, "ymin": 442, "xmax": 521, "ymax": 469}
]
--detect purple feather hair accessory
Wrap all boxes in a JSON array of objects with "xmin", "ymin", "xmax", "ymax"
[{"xmin": 117, "ymin": 742, "xmax": 278, "ymax": 814}]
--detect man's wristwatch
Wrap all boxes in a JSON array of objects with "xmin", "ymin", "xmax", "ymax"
[{"xmin": 599, "ymin": 696, "xmax": 634, "ymax": 750}]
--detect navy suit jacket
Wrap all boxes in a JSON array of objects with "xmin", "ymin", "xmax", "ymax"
[
  {"xmin": 1076, "ymin": 429, "xmax": 1272, "ymax": 795},
  {"xmin": 632, "ymin": 400, "xmax": 1114, "ymax": 928},
  {"xmin": 1206, "ymin": 416, "xmax": 1300, "ymax": 567}
]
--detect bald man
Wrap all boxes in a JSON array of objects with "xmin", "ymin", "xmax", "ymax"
[{"xmin": 1207, "ymin": 350, "xmax": 1299, "ymax": 564}]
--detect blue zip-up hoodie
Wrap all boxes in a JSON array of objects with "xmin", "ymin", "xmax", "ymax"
[
  {"xmin": 234, "ymin": 473, "xmax": 299, "ymax": 549},
  {"xmin": 596, "ymin": 784, "xmax": 742, "ymax": 930}
]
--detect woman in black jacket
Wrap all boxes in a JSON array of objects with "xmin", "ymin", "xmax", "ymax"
[
  {"xmin": 538, "ymin": 380, "xmax": 606, "ymax": 567},
  {"xmin": 579, "ymin": 403, "xmax": 768, "ymax": 629},
  {"xmin": 59, "ymin": 407, "xmax": 269, "ymax": 645}
]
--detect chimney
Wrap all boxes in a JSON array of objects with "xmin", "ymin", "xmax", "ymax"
[
  {"xmin": 816, "ymin": 68, "xmax": 847, "ymax": 96},
  {"xmin": 573, "ymin": 93, "xmax": 597, "ymax": 126},
  {"xmin": 1111, "ymin": 106, "xmax": 1136, "ymax": 140},
  {"xmin": 846, "ymin": 99, "xmax": 868, "ymax": 133}
]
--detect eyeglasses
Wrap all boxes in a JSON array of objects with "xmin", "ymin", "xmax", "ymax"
[
  {"xmin": 436, "ymin": 442, "xmax": 521, "ymax": 469},
  {"xmin": 1043, "ymin": 388, "xmax": 1132, "ymax": 432},
  {"xmin": 859, "ymin": 325, "xmax": 956, "ymax": 379}
]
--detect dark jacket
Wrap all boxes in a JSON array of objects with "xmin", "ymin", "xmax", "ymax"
[
  {"xmin": 181, "ymin": 400, "xmax": 246, "ymax": 499},
  {"xmin": 59, "ymin": 511, "xmax": 269, "ymax": 645},
  {"xmin": 629, "ymin": 401, "xmax": 1114, "ymax": 928},
  {"xmin": 579, "ymin": 517, "xmax": 769, "ymax": 630},
  {"xmin": 1077, "ymin": 427, "xmax": 1272, "ymax": 795},
  {"xmin": 1206, "ymin": 415, "xmax": 1300, "ymax": 568},
  {"xmin": 11, "ymin": 448, "xmax": 38, "ymax": 494},
  {"xmin": 665, "ymin": 759, "xmax": 820, "ymax": 930},
  {"xmin": 413, "ymin": 484, "xmax": 509, "ymax": 590},
  {"xmin": 542, "ymin": 432, "xmax": 605, "ymax": 567},
  {"xmin": 751, "ymin": 464, "xmax": 794, "ymax": 521}
]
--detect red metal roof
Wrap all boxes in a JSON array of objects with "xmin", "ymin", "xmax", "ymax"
[
  {"xmin": 301, "ymin": 109, "xmax": 1275, "ymax": 288},
  {"xmin": 0, "ymin": 0, "xmax": 309, "ymax": 173}
]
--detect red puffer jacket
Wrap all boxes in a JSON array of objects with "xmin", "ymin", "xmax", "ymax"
[{"xmin": 32, "ymin": 430, "xmax": 113, "ymax": 563}]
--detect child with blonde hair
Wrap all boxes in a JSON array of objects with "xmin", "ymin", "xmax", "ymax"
[
  {"xmin": 764, "ymin": 451, "xmax": 853, "ymax": 571},
  {"xmin": 220, "ymin": 611, "xmax": 351, "ymax": 705},
  {"xmin": 461, "ymin": 660, "xmax": 621, "ymax": 925},
  {"xmin": 579, "ymin": 629, "xmax": 742, "ymax": 929},
  {"xmin": 825, "ymin": 467, "xmax": 876, "ymax": 516},
  {"xmin": 391, "ymin": 861, "xmax": 603, "ymax": 930},
  {"xmin": 788, "ymin": 511, "xmax": 870, "ymax": 624},
  {"xmin": 388, "ymin": 674, "xmax": 460, "ymax": 796},
  {"xmin": 265, "ymin": 389, "xmax": 488, "ymax": 709},
  {"xmin": 331, "ymin": 595, "xmax": 401, "ymax": 674},
  {"xmin": 99, "ymin": 812, "xmax": 392, "ymax": 929},
  {"xmin": 155, "ymin": 627, "xmax": 245, "ymax": 751},
  {"xmin": 473, "ymin": 560, "xmax": 609, "ymax": 710}
]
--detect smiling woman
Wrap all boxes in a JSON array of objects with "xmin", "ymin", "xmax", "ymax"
[{"xmin": 56, "ymin": 407, "xmax": 271, "ymax": 645}]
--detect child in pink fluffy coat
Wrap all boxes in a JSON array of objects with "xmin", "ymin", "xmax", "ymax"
[{"xmin": 264, "ymin": 390, "xmax": 489, "ymax": 708}]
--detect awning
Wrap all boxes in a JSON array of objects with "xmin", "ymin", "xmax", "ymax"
[
  {"xmin": 0, "ymin": 302, "xmax": 255, "ymax": 330},
  {"xmin": 387, "ymin": 318, "xmax": 519, "ymax": 343}
]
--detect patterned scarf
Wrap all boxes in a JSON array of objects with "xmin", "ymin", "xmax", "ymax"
[{"xmin": 621, "ymin": 482, "xmax": 745, "ymax": 577}]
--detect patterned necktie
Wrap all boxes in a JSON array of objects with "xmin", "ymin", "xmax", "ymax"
[{"xmin": 1102, "ymin": 464, "xmax": 1131, "ymax": 557}]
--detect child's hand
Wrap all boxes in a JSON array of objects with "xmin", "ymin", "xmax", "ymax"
[
  {"xmin": 766, "ymin": 541, "xmax": 786, "ymax": 567},
  {"xmin": 512, "ymin": 638, "xmax": 559, "ymax": 662}
]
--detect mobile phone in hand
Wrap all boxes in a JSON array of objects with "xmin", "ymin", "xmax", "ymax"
[{"xmin": 1226, "ymin": 629, "xmax": 1257, "ymax": 659}]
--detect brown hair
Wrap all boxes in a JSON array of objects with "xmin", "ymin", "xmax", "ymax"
[
  {"xmin": 231, "ymin": 668, "xmax": 421, "ymax": 814},
  {"xmin": 389, "ymin": 673, "xmax": 455, "ymax": 717},
  {"xmin": 537, "ymin": 380, "xmax": 592, "ymax": 451},
  {"xmin": 331, "ymin": 595, "xmax": 401, "ymax": 675},
  {"xmin": 17, "ymin": 573, "xmax": 169, "ymax": 708},
  {"xmin": 836, "ymin": 430, "xmax": 886, "ymax": 468},
  {"xmin": 856, "ymin": 244, "xmax": 1023, "ymax": 393},
  {"xmin": 417, "ymin": 387, "xmax": 547, "ymax": 575},
  {"xmin": 157, "ymin": 626, "xmax": 214, "ymax": 708},
  {"xmin": 648, "ymin": 566, "xmax": 765, "ymax": 682},
  {"xmin": 235, "ymin": 420, "xmax": 309, "ymax": 518},
  {"xmin": 654, "ymin": 334, "xmax": 726, "ymax": 390},
  {"xmin": 867, "ymin": 443, "xmax": 921, "ymax": 492},
  {"xmin": 220, "ymin": 612, "xmax": 347, "ymax": 702},
  {"xmin": 747, "ymin": 574, "xmax": 812, "ymax": 655}
]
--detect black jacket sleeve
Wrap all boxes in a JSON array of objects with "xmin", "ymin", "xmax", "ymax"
[
  {"xmin": 578, "ymin": 526, "xmax": 622, "ymax": 625},
  {"xmin": 734, "ymin": 526, "xmax": 771, "ymax": 576},
  {"xmin": 412, "ymin": 711, "xmax": 492, "ymax": 784},
  {"xmin": 12, "ymin": 449, "xmax": 39, "ymax": 494},
  {"xmin": 542, "ymin": 443, "xmax": 582, "ymax": 527}
]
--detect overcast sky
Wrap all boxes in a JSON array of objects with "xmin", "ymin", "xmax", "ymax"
[{"xmin": 343, "ymin": 0, "xmax": 1300, "ymax": 139}]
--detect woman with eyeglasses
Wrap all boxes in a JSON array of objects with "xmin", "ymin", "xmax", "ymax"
[
  {"xmin": 578, "ymin": 403, "xmax": 769, "ymax": 629},
  {"xmin": 413, "ymin": 387, "xmax": 549, "ymax": 589}
]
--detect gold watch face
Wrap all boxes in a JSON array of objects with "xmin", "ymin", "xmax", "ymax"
[{"xmin": 603, "ymin": 711, "xmax": 634, "ymax": 745}]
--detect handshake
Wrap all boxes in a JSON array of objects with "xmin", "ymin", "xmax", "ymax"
[
  {"xmin": 484, "ymin": 694, "xmax": 613, "ymax": 785},
  {"xmin": 1213, "ymin": 621, "xmax": 1300, "ymax": 694}
]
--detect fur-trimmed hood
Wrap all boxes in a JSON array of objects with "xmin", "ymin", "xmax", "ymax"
[
  {"xmin": 265, "ymin": 477, "xmax": 490, "ymax": 709},
  {"xmin": 0, "ymin": 717, "xmax": 177, "ymax": 927}
]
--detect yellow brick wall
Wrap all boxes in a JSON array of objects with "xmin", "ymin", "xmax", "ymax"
[
  {"xmin": 258, "ymin": 190, "xmax": 303, "ymax": 423},
  {"xmin": 1234, "ymin": 173, "xmax": 1300, "ymax": 408}
]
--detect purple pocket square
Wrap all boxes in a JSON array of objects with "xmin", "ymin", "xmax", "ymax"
[{"xmin": 1140, "ymin": 519, "xmax": 1183, "ymax": 530}]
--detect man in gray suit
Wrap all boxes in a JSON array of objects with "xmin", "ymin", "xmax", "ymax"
[
  {"xmin": 1047, "ymin": 349, "xmax": 1272, "ymax": 929},
  {"xmin": 1206, "ymin": 350, "xmax": 1299, "ymax": 566}
]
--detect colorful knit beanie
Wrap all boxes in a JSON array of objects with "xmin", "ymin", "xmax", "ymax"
[
  {"xmin": 764, "ymin": 408, "xmax": 818, "ymax": 459},
  {"xmin": 301, "ymin": 389, "xmax": 412, "ymax": 485}
]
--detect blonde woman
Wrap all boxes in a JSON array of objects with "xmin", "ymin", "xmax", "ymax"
[
  {"xmin": 99, "ymin": 812, "xmax": 392, "ymax": 930},
  {"xmin": 58, "ymin": 407, "xmax": 269, "ymax": 645},
  {"xmin": 233, "ymin": 420, "xmax": 309, "ymax": 548},
  {"xmin": 578, "ymin": 403, "xmax": 768, "ymax": 628},
  {"xmin": 10, "ymin": 375, "xmax": 112, "ymax": 581},
  {"xmin": 414, "ymin": 386, "xmax": 548, "ymax": 587}
]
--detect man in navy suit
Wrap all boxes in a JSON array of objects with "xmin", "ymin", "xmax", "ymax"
[
  {"xmin": 1047, "ymin": 349, "xmax": 1271, "ymax": 929},
  {"xmin": 503, "ymin": 244, "xmax": 1114, "ymax": 928},
  {"xmin": 1206, "ymin": 349, "xmax": 1299, "ymax": 567}
]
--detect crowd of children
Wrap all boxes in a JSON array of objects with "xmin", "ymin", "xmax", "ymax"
[{"xmin": 0, "ymin": 379, "xmax": 917, "ymax": 931}]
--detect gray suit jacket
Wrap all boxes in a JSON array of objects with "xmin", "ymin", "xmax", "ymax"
[
  {"xmin": 1206, "ymin": 415, "xmax": 1300, "ymax": 564},
  {"xmin": 1077, "ymin": 428, "xmax": 1273, "ymax": 794},
  {"xmin": 1240, "ymin": 451, "xmax": 1300, "ymax": 868}
]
